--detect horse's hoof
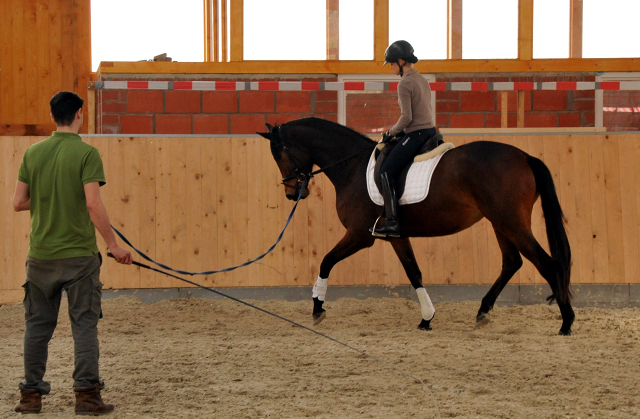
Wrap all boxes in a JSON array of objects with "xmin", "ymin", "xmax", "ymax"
[
  {"xmin": 558, "ymin": 328, "xmax": 572, "ymax": 336},
  {"xmin": 476, "ymin": 312, "xmax": 490, "ymax": 327},
  {"xmin": 417, "ymin": 319, "xmax": 432, "ymax": 331},
  {"xmin": 313, "ymin": 310, "xmax": 326, "ymax": 325}
]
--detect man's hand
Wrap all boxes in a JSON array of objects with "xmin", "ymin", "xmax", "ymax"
[{"xmin": 109, "ymin": 245, "xmax": 133, "ymax": 265}]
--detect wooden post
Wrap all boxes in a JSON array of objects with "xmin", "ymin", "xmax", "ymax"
[
  {"xmin": 501, "ymin": 91, "xmax": 508, "ymax": 128},
  {"xmin": 221, "ymin": 0, "xmax": 228, "ymax": 61},
  {"xmin": 213, "ymin": 0, "xmax": 219, "ymax": 61},
  {"xmin": 518, "ymin": 0, "xmax": 533, "ymax": 60},
  {"xmin": 517, "ymin": 91, "xmax": 525, "ymax": 128},
  {"xmin": 570, "ymin": 0, "xmax": 583, "ymax": 58},
  {"xmin": 447, "ymin": 0, "xmax": 462, "ymax": 59},
  {"xmin": 229, "ymin": 0, "xmax": 243, "ymax": 61},
  {"xmin": 373, "ymin": 0, "xmax": 389, "ymax": 62},
  {"xmin": 204, "ymin": 0, "xmax": 212, "ymax": 61},
  {"xmin": 326, "ymin": 0, "xmax": 339, "ymax": 60},
  {"xmin": 88, "ymin": 82, "xmax": 96, "ymax": 134}
]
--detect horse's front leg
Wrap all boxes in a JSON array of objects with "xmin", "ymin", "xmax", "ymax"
[
  {"xmin": 390, "ymin": 238, "xmax": 435, "ymax": 331},
  {"xmin": 313, "ymin": 231, "xmax": 375, "ymax": 325}
]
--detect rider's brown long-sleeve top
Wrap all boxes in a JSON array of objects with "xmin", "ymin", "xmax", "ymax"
[{"xmin": 389, "ymin": 67, "xmax": 435, "ymax": 137}]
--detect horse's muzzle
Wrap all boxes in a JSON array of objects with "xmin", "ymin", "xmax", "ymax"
[{"xmin": 285, "ymin": 186, "xmax": 310, "ymax": 200}]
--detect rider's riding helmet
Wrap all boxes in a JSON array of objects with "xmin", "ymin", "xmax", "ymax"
[{"xmin": 384, "ymin": 40, "xmax": 419, "ymax": 65}]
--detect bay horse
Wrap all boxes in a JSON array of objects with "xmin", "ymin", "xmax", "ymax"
[{"xmin": 258, "ymin": 117, "xmax": 574, "ymax": 335}]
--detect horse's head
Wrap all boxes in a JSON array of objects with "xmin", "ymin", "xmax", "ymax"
[{"xmin": 258, "ymin": 123, "xmax": 312, "ymax": 201}]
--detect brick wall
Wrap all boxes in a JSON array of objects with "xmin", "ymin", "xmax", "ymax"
[
  {"xmin": 96, "ymin": 72, "xmax": 609, "ymax": 135},
  {"xmin": 434, "ymin": 73, "xmax": 595, "ymax": 129},
  {"xmin": 96, "ymin": 77, "xmax": 338, "ymax": 135}
]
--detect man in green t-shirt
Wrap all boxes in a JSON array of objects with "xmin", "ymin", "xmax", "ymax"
[{"xmin": 12, "ymin": 91, "xmax": 132, "ymax": 415}]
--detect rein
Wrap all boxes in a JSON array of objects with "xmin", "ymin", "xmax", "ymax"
[{"xmin": 110, "ymin": 177, "xmax": 309, "ymax": 277}]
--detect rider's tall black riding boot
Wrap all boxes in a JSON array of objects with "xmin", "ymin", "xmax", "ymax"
[{"xmin": 372, "ymin": 173, "xmax": 400, "ymax": 237}]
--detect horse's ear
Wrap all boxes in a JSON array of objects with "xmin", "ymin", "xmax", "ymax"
[
  {"xmin": 257, "ymin": 131, "xmax": 271, "ymax": 140},
  {"xmin": 266, "ymin": 123, "xmax": 274, "ymax": 131}
]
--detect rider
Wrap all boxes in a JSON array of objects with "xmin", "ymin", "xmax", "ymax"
[{"xmin": 372, "ymin": 40, "xmax": 439, "ymax": 238}]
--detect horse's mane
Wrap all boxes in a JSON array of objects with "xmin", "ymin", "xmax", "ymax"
[{"xmin": 282, "ymin": 117, "xmax": 373, "ymax": 145}]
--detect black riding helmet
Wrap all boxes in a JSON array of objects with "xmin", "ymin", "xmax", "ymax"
[{"xmin": 384, "ymin": 40, "xmax": 419, "ymax": 65}]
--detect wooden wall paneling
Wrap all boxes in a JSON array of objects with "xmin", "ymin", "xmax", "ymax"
[
  {"xmin": 556, "ymin": 134, "xmax": 581, "ymax": 285},
  {"xmin": 618, "ymin": 134, "xmax": 640, "ymax": 283},
  {"xmin": 2, "ymin": 138, "xmax": 19, "ymax": 292},
  {"xmin": 571, "ymin": 135, "xmax": 595, "ymax": 283},
  {"xmin": 60, "ymin": 0, "xmax": 74, "ymax": 95},
  {"xmin": 138, "ymin": 138, "xmax": 157, "ymax": 288},
  {"xmin": 245, "ymin": 137, "xmax": 265, "ymax": 284},
  {"xmin": 200, "ymin": 138, "xmax": 219, "ymax": 287},
  {"xmin": 185, "ymin": 139, "xmax": 204, "ymax": 276},
  {"xmin": 106, "ymin": 137, "xmax": 132, "ymax": 289},
  {"xmin": 10, "ymin": 0, "xmax": 26, "ymax": 123},
  {"xmin": 632, "ymin": 134, "xmax": 640, "ymax": 283},
  {"xmin": 216, "ymin": 138, "xmax": 234, "ymax": 285},
  {"xmin": 602, "ymin": 135, "xmax": 625, "ymax": 283},
  {"xmin": 231, "ymin": 137, "xmax": 249, "ymax": 285},
  {"xmin": 588, "ymin": 135, "xmax": 609, "ymax": 283},
  {"xmin": 49, "ymin": 0, "xmax": 63, "ymax": 113},
  {"xmin": 261, "ymin": 141, "xmax": 281, "ymax": 286},
  {"xmin": 122, "ymin": 138, "xmax": 142, "ymax": 289},
  {"xmin": 0, "ymin": 138, "xmax": 10, "ymax": 292},
  {"xmin": 169, "ymin": 138, "xmax": 188, "ymax": 285},
  {"xmin": 0, "ymin": 1, "xmax": 14, "ymax": 123},
  {"xmin": 24, "ymin": 1, "xmax": 39, "ymax": 124},
  {"xmin": 154, "ymin": 138, "xmax": 175, "ymax": 288}
]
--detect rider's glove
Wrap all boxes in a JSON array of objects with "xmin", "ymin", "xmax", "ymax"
[{"xmin": 381, "ymin": 131, "xmax": 392, "ymax": 144}]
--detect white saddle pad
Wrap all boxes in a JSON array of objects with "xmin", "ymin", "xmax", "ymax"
[{"xmin": 366, "ymin": 143, "xmax": 453, "ymax": 206}]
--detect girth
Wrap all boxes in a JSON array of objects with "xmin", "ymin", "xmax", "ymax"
[{"xmin": 373, "ymin": 133, "xmax": 444, "ymax": 197}]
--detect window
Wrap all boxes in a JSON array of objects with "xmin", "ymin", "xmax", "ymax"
[
  {"xmin": 339, "ymin": 0, "xmax": 374, "ymax": 60},
  {"xmin": 462, "ymin": 0, "xmax": 517, "ymax": 59},
  {"xmin": 583, "ymin": 0, "xmax": 640, "ymax": 58},
  {"xmin": 389, "ymin": 0, "xmax": 447, "ymax": 60},
  {"xmin": 533, "ymin": 0, "xmax": 569, "ymax": 59},
  {"xmin": 243, "ymin": 0, "xmax": 326, "ymax": 60},
  {"xmin": 91, "ymin": 0, "xmax": 203, "ymax": 71}
]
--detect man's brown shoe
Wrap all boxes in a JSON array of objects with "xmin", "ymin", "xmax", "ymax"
[
  {"xmin": 15, "ymin": 388, "xmax": 42, "ymax": 414},
  {"xmin": 74, "ymin": 383, "xmax": 114, "ymax": 416}
]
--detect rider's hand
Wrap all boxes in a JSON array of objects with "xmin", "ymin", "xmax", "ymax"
[{"xmin": 380, "ymin": 131, "xmax": 392, "ymax": 144}]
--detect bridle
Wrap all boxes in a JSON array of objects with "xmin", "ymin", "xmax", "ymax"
[{"xmin": 271, "ymin": 125, "xmax": 375, "ymax": 195}]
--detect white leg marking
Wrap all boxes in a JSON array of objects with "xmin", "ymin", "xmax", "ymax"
[
  {"xmin": 416, "ymin": 287, "xmax": 435, "ymax": 321},
  {"xmin": 312, "ymin": 276, "xmax": 328, "ymax": 301}
]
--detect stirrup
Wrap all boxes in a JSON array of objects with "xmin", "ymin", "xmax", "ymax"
[
  {"xmin": 370, "ymin": 216, "xmax": 400, "ymax": 238},
  {"xmin": 370, "ymin": 216, "xmax": 387, "ymax": 237}
]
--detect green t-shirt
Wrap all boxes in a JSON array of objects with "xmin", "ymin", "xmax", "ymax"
[{"xmin": 18, "ymin": 131, "xmax": 106, "ymax": 260}]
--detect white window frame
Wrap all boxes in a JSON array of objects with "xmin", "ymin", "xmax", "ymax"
[{"xmin": 337, "ymin": 73, "xmax": 437, "ymax": 127}]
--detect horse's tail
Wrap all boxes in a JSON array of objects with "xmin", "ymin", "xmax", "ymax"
[{"xmin": 527, "ymin": 156, "xmax": 572, "ymax": 304}]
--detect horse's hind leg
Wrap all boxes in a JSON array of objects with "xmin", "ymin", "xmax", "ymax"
[
  {"xmin": 477, "ymin": 230, "xmax": 523, "ymax": 326},
  {"xmin": 390, "ymin": 238, "xmax": 435, "ymax": 331},
  {"xmin": 508, "ymin": 230, "xmax": 575, "ymax": 335}
]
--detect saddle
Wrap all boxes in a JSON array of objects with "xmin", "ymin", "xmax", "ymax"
[{"xmin": 373, "ymin": 133, "xmax": 445, "ymax": 197}]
